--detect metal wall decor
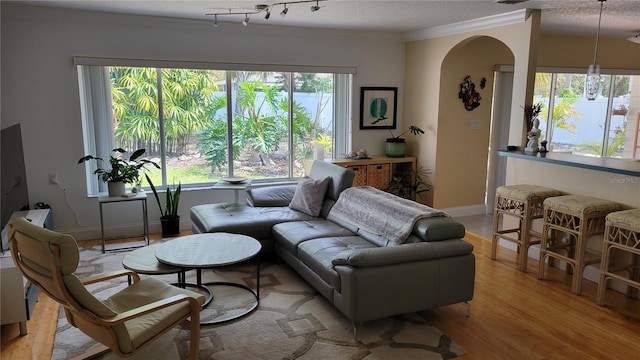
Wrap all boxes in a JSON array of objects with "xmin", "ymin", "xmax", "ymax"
[{"xmin": 458, "ymin": 76, "xmax": 481, "ymax": 111}]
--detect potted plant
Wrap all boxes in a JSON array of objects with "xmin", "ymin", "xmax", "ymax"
[
  {"xmin": 145, "ymin": 174, "xmax": 182, "ymax": 236},
  {"xmin": 78, "ymin": 148, "xmax": 159, "ymax": 197},
  {"xmin": 385, "ymin": 166, "xmax": 432, "ymax": 201},
  {"xmin": 371, "ymin": 118, "xmax": 424, "ymax": 157}
]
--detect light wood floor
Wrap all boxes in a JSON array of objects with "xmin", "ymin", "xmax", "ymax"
[{"xmin": 2, "ymin": 231, "xmax": 639, "ymax": 359}]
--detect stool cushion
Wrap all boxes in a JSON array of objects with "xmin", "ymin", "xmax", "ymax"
[
  {"xmin": 606, "ymin": 209, "xmax": 640, "ymax": 229},
  {"xmin": 496, "ymin": 184, "xmax": 561, "ymax": 202},
  {"xmin": 544, "ymin": 195, "xmax": 621, "ymax": 216}
]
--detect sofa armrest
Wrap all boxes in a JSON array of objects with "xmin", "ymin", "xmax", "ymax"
[
  {"xmin": 246, "ymin": 185, "xmax": 296, "ymax": 207},
  {"xmin": 332, "ymin": 239, "xmax": 473, "ymax": 267},
  {"xmin": 411, "ymin": 217, "xmax": 466, "ymax": 242}
]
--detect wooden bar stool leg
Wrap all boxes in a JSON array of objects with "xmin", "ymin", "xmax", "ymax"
[
  {"xmin": 597, "ymin": 233, "xmax": 613, "ymax": 305},
  {"xmin": 572, "ymin": 226, "xmax": 588, "ymax": 295},
  {"xmin": 538, "ymin": 210, "xmax": 550, "ymax": 280}
]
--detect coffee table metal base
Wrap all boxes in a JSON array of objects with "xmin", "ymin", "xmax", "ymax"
[{"xmin": 196, "ymin": 254, "xmax": 260, "ymax": 325}]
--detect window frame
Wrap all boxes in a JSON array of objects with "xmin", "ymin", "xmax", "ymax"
[
  {"xmin": 534, "ymin": 66, "xmax": 640, "ymax": 159},
  {"xmin": 75, "ymin": 57, "xmax": 355, "ymax": 195}
]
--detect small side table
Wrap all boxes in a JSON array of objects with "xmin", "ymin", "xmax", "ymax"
[
  {"xmin": 99, "ymin": 192, "xmax": 149, "ymax": 253},
  {"xmin": 213, "ymin": 179, "xmax": 252, "ymax": 203}
]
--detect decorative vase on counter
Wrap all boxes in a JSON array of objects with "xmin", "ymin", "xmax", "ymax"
[{"xmin": 385, "ymin": 139, "xmax": 407, "ymax": 157}]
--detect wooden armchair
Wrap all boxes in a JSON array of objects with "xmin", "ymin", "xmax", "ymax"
[{"xmin": 8, "ymin": 217, "xmax": 204, "ymax": 359}]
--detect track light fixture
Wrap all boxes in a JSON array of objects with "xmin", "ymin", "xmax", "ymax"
[{"xmin": 206, "ymin": 0, "xmax": 327, "ymax": 28}]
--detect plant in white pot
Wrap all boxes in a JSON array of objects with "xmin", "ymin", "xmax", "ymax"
[
  {"xmin": 145, "ymin": 174, "xmax": 182, "ymax": 236},
  {"xmin": 78, "ymin": 148, "xmax": 159, "ymax": 196},
  {"xmin": 371, "ymin": 118, "xmax": 425, "ymax": 157}
]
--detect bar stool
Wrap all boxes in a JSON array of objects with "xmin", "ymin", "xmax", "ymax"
[
  {"xmin": 597, "ymin": 209, "xmax": 640, "ymax": 306},
  {"xmin": 538, "ymin": 195, "xmax": 621, "ymax": 295},
  {"xmin": 492, "ymin": 184, "xmax": 562, "ymax": 272}
]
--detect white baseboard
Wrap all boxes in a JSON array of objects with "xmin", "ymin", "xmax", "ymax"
[
  {"xmin": 65, "ymin": 220, "xmax": 189, "ymax": 242},
  {"xmin": 443, "ymin": 204, "xmax": 488, "ymax": 217}
]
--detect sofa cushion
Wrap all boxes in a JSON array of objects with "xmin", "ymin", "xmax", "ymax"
[
  {"xmin": 190, "ymin": 202, "xmax": 316, "ymax": 240},
  {"xmin": 297, "ymin": 236, "xmax": 376, "ymax": 292},
  {"xmin": 246, "ymin": 185, "xmax": 296, "ymax": 207},
  {"xmin": 289, "ymin": 176, "xmax": 331, "ymax": 217},
  {"xmin": 307, "ymin": 160, "xmax": 355, "ymax": 218},
  {"xmin": 273, "ymin": 220, "xmax": 356, "ymax": 255}
]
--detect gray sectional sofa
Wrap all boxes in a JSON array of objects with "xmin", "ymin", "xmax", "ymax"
[{"xmin": 190, "ymin": 160, "xmax": 475, "ymax": 323}]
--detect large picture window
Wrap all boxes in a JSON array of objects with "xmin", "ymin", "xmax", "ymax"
[
  {"xmin": 78, "ymin": 61, "xmax": 351, "ymax": 195},
  {"xmin": 534, "ymin": 71, "xmax": 639, "ymax": 159}
]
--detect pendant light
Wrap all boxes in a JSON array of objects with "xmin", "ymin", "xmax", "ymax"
[{"xmin": 586, "ymin": 0, "xmax": 605, "ymax": 101}]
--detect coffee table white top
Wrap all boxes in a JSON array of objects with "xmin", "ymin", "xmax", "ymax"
[{"xmin": 155, "ymin": 233, "xmax": 261, "ymax": 268}]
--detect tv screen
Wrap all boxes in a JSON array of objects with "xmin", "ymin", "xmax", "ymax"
[{"xmin": 1, "ymin": 124, "xmax": 30, "ymax": 240}]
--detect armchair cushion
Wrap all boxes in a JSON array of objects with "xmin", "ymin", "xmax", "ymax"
[
  {"xmin": 104, "ymin": 277, "xmax": 205, "ymax": 352},
  {"xmin": 289, "ymin": 176, "xmax": 331, "ymax": 217}
]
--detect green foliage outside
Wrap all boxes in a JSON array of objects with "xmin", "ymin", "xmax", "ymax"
[
  {"xmin": 534, "ymin": 73, "xmax": 581, "ymax": 145},
  {"xmin": 110, "ymin": 68, "xmax": 332, "ymax": 184}
]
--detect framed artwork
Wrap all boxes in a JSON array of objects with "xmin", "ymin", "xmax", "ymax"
[{"xmin": 359, "ymin": 87, "xmax": 397, "ymax": 129}]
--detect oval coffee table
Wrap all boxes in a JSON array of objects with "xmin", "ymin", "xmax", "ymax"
[{"xmin": 155, "ymin": 233, "xmax": 262, "ymax": 325}]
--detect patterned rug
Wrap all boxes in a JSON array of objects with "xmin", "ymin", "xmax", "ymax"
[{"xmin": 52, "ymin": 243, "xmax": 466, "ymax": 359}]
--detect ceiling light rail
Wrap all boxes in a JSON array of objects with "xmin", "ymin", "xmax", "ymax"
[{"xmin": 207, "ymin": 0, "xmax": 327, "ymax": 28}]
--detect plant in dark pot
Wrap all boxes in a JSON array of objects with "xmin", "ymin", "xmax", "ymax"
[
  {"xmin": 78, "ymin": 148, "xmax": 159, "ymax": 197},
  {"xmin": 385, "ymin": 166, "xmax": 432, "ymax": 201},
  {"xmin": 146, "ymin": 174, "xmax": 181, "ymax": 236},
  {"xmin": 371, "ymin": 119, "xmax": 425, "ymax": 157}
]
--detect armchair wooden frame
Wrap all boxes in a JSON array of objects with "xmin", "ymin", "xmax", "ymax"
[{"xmin": 8, "ymin": 217, "xmax": 202, "ymax": 360}]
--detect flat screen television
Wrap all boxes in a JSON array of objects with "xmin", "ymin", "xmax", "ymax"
[{"xmin": 1, "ymin": 124, "xmax": 30, "ymax": 251}]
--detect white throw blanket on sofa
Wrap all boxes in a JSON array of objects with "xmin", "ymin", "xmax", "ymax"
[{"xmin": 328, "ymin": 186, "xmax": 447, "ymax": 245}]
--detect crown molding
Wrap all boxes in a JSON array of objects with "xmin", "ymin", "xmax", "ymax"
[{"xmin": 405, "ymin": 9, "xmax": 530, "ymax": 42}]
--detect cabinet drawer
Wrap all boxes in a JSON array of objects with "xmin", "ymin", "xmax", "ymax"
[
  {"xmin": 346, "ymin": 165, "xmax": 368, "ymax": 186},
  {"xmin": 367, "ymin": 164, "xmax": 390, "ymax": 189}
]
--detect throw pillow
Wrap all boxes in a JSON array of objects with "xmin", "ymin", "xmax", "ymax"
[{"xmin": 289, "ymin": 176, "xmax": 331, "ymax": 217}]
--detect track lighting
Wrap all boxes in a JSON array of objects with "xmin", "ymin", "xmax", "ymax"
[{"xmin": 207, "ymin": 0, "xmax": 326, "ymax": 27}]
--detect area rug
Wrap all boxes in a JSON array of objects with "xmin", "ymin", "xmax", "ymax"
[{"xmin": 52, "ymin": 243, "xmax": 466, "ymax": 359}]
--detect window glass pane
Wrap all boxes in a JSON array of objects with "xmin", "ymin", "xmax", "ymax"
[
  {"xmin": 230, "ymin": 71, "xmax": 289, "ymax": 179},
  {"xmin": 292, "ymin": 72, "xmax": 334, "ymax": 177},
  {"xmin": 110, "ymin": 67, "xmax": 161, "ymax": 184},
  {"xmin": 162, "ymin": 68, "xmax": 224, "ymax": 185},
  {"xmin": 533, "ymin": 72, "xmax": 552, "ymax": 142},
  {"xmin": 610, "ymin": 75, "xmax": 633, "ymax": 158},
  {"xmin": 566, "ymin": 74, "xmax": 611, "ymax": 156}
]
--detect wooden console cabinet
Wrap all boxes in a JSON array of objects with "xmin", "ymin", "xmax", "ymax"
[{"xmin": 326, "ymin": 156, "xmax": 416, "ymax": 189}]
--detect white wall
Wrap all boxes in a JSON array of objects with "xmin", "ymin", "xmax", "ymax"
[{"xmin": 0, "ymin": 4, "xmax": 406, "ymax": 240}]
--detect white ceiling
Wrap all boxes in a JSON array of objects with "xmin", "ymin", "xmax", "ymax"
[{"xmin": 11, "ymin": 0, "xmax": 640, "ymax": 40}]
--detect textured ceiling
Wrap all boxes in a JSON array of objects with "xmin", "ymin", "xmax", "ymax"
[{"xmin": 12, "ymin": 0, "xmax": 640, "ymax": 39}]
